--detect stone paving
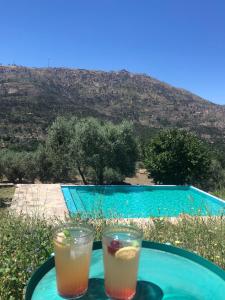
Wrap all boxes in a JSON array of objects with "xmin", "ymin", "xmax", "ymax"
[{"xmin": 11, "ymin": 184, "xmax": 68, "ymax": 220}]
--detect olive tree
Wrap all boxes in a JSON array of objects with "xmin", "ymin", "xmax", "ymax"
[
  {"xmin": 69, "ymin": 118, "xmax": 138, "ymax": 184},
  {"xmin": 46, "ymin": 117, "xmax": 138, "ymax": 184},
  {"xmin": 33, "ymin": 145, "xmax": 53, "ymax": 182},
  {"xmin": 144, "ymin": 129, "xmax": 211, "ymax": 185},
  {"xmin": 45, "ymin": 117, "xmax": 73, "ymax": 182},
  {"xmin": 0, "ymin": 150, "xmax": 27, "ymax": 183},
  {"xmin": 0, "ymin": 152, "xmax": 4, "ymax": 181}
]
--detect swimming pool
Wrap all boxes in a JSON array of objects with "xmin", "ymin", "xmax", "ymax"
[{"xmin": 61, "ymin": 185, "xmax": 225, "ymax": 218}]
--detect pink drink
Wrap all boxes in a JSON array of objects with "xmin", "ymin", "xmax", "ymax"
[
  {"xmin": 103, "ymin": 225, "xmax": 142, "ymax": 300},
  {"xmin": 54, "ymin": 224, "xmax": 93, "ymax": 299}
]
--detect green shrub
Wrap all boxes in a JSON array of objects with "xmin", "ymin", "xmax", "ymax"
[
  {"xmin": 0, "ymin": 150, "xmax": 38, "ymax": 183},
  {"xmin": 144, "ymin": 129, "xmax": 211, "ymax": 185},
  {"xmin": 203, "ymin": 159, "xmax": 225, "ymax": 191},
  {"xmin": 0, "ymin": 210, "xmax": 55, "ymax": 300}
]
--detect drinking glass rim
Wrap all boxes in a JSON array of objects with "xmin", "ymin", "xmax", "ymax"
[
  {"xmin": 54, "ymin": 222, "xmax": 94, "ymax": 240},
  {"xmin": 102, "ymin": 224, "xmax": 143, "ymax": 240}
]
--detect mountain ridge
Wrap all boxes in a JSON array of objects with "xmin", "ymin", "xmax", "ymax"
[{"xmin": 0, "ymin": 65, "xmax": 225, "ymax": 149}]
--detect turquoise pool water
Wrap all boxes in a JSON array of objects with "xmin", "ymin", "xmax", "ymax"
[{"xmin": 61, "ymin": 185, "xmax": 225, "ymax": 218}]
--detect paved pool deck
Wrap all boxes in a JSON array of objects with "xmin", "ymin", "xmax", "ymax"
[{"xmin": 11, "ymin": 184, "xmax": 68, "ymax": 220}]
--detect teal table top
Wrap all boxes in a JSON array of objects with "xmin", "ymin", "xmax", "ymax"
[{"xmin": 25, "ymin": 241, "xmax": 225, "ymax": 300}]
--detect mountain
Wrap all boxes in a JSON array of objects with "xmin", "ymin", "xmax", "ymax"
[{"xmin": 0, "ymin": 65, "xmax": 225, "ymax": 149}]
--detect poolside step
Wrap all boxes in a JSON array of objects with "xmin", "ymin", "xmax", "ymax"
[{"xmin": 61, "ymin": 186, "xmax": 86, "ymax": 215}]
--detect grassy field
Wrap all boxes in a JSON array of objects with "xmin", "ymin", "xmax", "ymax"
[{"xmin": 0, "ymin": 209, "xmax": 224, "ymax": 300}]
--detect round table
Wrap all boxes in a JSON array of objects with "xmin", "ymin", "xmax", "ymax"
[{"xmin": 25, "ymin": 241, "xmax": 225, "ymax": 300}]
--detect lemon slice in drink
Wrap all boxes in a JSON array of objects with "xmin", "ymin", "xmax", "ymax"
[{"xmin": 115, "ymin": 246, "xmax": 139, "ymax": 260}]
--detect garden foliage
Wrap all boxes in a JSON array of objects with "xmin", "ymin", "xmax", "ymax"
[
  {"xmin": 144, "ymin": 129, "xmax": 211, "ymax": 186},
  {"xmin": 0, "ymin": 210, "xmax": 224, "ymax": 299}
]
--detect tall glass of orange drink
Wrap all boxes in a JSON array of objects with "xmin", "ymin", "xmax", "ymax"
[
  {"xmin": 103, "ymin": 225, "xmax": 143, "ymax": 300},
  {"xmin": 53, "ymin": 223, "xmax": 94, "ymax": 299}
]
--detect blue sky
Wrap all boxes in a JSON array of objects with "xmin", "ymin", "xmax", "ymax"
[{"xmin": 0, "ymin": 0, "xmax": 225, "ymax": 104}]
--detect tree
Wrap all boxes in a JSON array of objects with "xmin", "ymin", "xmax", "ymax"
[
  {"xmin": 46, "ymin": 117, "xmax": 138, "ymax": 184},
  {"xmin": 144, "ymin": 129, "xmax": 211, "ymax": 185},
  {"xmin": 33, "ymin": 145, "xmax": 53, "ymax": 182},
  {"xmin": 0, "ymin": 150, "xmax": 39, "ymax": 183},
  {"xmin": 0, "ymin": 152, "xmax": 4, "ymax": 181},
  {"xmin": 45, "ymin": 117, "xmax": 73, "ymax": 182},
  {"xmin": 0, "ymin": 150, "xmax": 27, "ymax": 183},
  {"xmin": 22, "ymin": 152, "xmax": 38, "ymax": 183},
  {"xmin": 204, "ymin": 159, "xmax": 225, "ymax": 190},
  {"xmin": 69, "ymin": 118, "xmax": 138, "ymax": 184}
]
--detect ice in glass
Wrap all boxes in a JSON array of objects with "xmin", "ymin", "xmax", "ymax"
[
  {"xmin": 53, "ymin": 223, "xmax": 94, "ymax": 299},
  {"xmin": 103, "ymin": 225, "xmax": 143, "ymax": 300}
]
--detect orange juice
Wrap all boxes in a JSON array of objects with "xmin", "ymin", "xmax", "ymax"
[
  {"xmin": 54, "ymin": 224, "xmax": 93, "ymax": 299},
  {"xmin": 103, "ymin": 225, "xmax": 142, "ymax": 300}
]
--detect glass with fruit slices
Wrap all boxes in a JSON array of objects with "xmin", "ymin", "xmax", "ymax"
[
  {"xmin": 53, "ymin": 223, "xmax": 94, "ymax": 299},
  {"xmin": 103, "ymin": 225, "xmax": 143, "ymax": 300}
]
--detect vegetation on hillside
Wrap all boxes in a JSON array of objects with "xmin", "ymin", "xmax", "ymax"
[
  {"xmin": 0, "ymin": 118, "xmax": 138, "ymax": 184},
  {"xmin": 0, "ymin": 210, "xmax": 224, "ymax": 299},
  {"xmin": 1, "ymin": 66, "xmax": 225, "ymax": 150}
]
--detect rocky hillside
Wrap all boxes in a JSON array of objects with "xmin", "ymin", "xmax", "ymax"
[{"xmin": 0, "ymin": 65, "xmax": 225, "ymax": 149}]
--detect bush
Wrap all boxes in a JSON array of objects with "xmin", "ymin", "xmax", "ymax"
[
  {"xmin": 145, "ymin": 129, "xmax": 211, "ymax": 186},
  {"xmin": 0, "ymin": 150, "xmax": 38, "ymax": 183},
  {"xmin": 0, "ymin": 210, "xmax": 55, "ymax": 300},
  {"xmin": 204, "ymin": 159, "xmax": 225, "ymax": 191},
  {"xmin": 0, "ymin": 151, "xmax": 27, "ymax": 183}
]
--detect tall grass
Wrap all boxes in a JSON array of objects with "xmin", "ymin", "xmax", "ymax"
[
  {"xmin": 0, "ymin": 209, "xmax": 224, "ymax": 299},
  {"xmin": 0, "ymin": 210, "xmax": 55, "ymax": 300}
]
